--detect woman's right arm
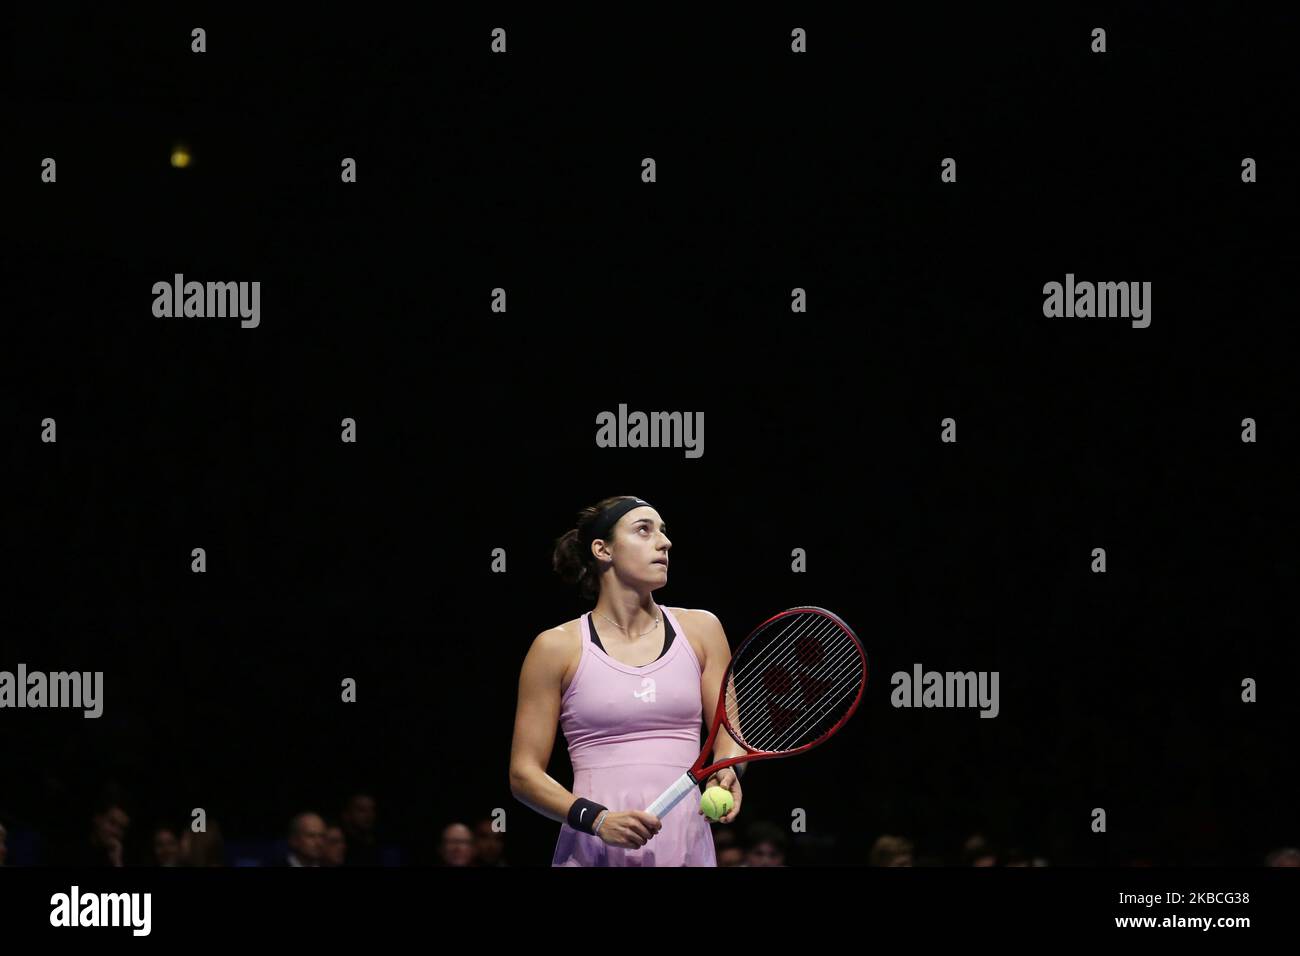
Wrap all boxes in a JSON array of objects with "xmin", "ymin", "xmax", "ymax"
[
  {"xmin": 508, "ymin": 628, "xmax": 583, "ymax": 822},
  {"xmin": 508, "ymin": 629, "xmax": 661, "ymax": 849}
]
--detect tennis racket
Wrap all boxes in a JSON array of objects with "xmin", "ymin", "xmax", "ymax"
[{"xmin": 645, "ymin": 606, "xmax": 867, "ymax": 819}]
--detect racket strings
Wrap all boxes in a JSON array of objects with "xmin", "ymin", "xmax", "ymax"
[
  {"xmin": 765, "ymin": 656, "xmax": 864, "ymax": 752},
  {"xmin": 729, "ymin": 615, "xmax": 844, "ymax": 710},
  {"xmin": 728, "ymin": 613, "xmax": 834, "ymax": 701},
  {"xmin": 730, "ymin": 644, "xmax": 862, "ymax": 751},
  {"xmin": 747, "ymin": 645, "xmax": 862, "ymax": 752},
  {"xmin": 728, "ymin": 639, "xmax": 855, "ymax": 750},
  {"xmin": 725, "ymin": 612, "xmax": 865, "ymax": 753}
]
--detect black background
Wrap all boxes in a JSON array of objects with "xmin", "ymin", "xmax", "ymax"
[{"xmin": 4, "ymin": 7, "xmax": 1296, "ymax": 872}]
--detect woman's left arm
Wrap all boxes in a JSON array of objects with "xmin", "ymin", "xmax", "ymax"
[{"xmin": 696, "ymin": 610, "xmax": 744, "ymax": 824}]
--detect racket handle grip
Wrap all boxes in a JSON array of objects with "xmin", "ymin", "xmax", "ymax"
[{"xmin": 645, "ymin": 771, "xmax": 699, "ymax": 819}]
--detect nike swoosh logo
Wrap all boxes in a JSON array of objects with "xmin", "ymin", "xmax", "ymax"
[{"xmin": 579, "ymin": 809, "xmax": 587, "ymax": 822}]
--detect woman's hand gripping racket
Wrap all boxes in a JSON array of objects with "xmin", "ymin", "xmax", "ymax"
[{"xmin": 646, "ymin": 606, "xmax": 868, "ymax": 820}]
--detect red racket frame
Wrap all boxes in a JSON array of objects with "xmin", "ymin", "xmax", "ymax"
[{"xmin": 685, "ymin": 605, "xmax": 868, "ymax": 784}]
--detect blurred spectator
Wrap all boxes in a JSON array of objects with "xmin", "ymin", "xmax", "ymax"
[
  {"xmin": 322, "ymin": 823, "xmax": 347, "ymax": 867},
  {"xmin": 282, "ymin": 812, "xmax": 326, "ymax": 867},
  {"xmin": 341, "ymin": 793, "xmax": 380, "ymax": 866},
  {"xmin": 179, "ymin": 821, "xmax": 225, "ymax": 867},
  {"xmin": 744, "ymin": 822, "xmax": 787, "ymax": 867},
  {"xmin": 869, "ymin": 834, "xmax": 914, "ymax": 867},
  {"xmin": 151, "ymin": 825, "xmax": 180, "ymax": 866},
  {"xmin": 73, "ymin": 797, "xmax": 131, "ymax": 866},
  {"xmin": 1265, "ymin": 847, "xmax": 1300, "ymax": 867},
  {"xmin": 439, "ymin": 823, "xmax": 475, "ymax": 866},
  {"xmin": 713, "ymin": 826, "xmax": 745, "ymax": 867},
  {"xmin": 472, "ymin": 818, "xmax": 507, "ymax": 867},
  {"xmin": 962, "ymin": 833, "xmax": 997, "ymax": 867},
  {"xmin": 1002, "ymin": 847, "xmax": 1030, "ymax": 867}
]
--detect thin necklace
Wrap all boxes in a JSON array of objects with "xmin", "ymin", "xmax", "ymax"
[{"xmin": 595, "ymin": 606, "xmax": 662, "ymax": 638}]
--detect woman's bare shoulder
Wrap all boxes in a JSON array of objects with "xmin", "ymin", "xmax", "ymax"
[
  {"xmin": 526, "ymin": 619, "xmax": 584, "ymax": 690},
  {"xmin": 532, "ymin": 618, "xmax": 583, "ymax": 653},
  {"xmin": 669, "ymin": 607, "xmax": 722, "ymax": 631},
  {"xmin": 666, "ymin": 607, "xmax": 720, "ymax": 665}
]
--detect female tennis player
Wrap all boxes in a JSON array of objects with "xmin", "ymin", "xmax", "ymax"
[{"xmin": 509, "ymin": 495, "xmax": 745, "ymax": 866}]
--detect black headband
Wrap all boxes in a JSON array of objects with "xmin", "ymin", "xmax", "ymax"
[{"xmin": 579, "ymin": 497, "xmax": 655, "ymax": 554}]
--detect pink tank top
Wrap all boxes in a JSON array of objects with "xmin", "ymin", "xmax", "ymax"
[{"xmin": 551, "ymin": 605, "xmax": 718, "ymax": 866}]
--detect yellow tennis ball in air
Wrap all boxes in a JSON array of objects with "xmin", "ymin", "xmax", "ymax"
[{"xmin": 700, "ymin": 786, "xmax": 734, "ymax": 822}]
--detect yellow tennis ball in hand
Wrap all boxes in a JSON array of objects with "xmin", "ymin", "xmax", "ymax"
[{"xmin": 700, "ymin": 786, "xmax": 734, "ymax": 822}]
